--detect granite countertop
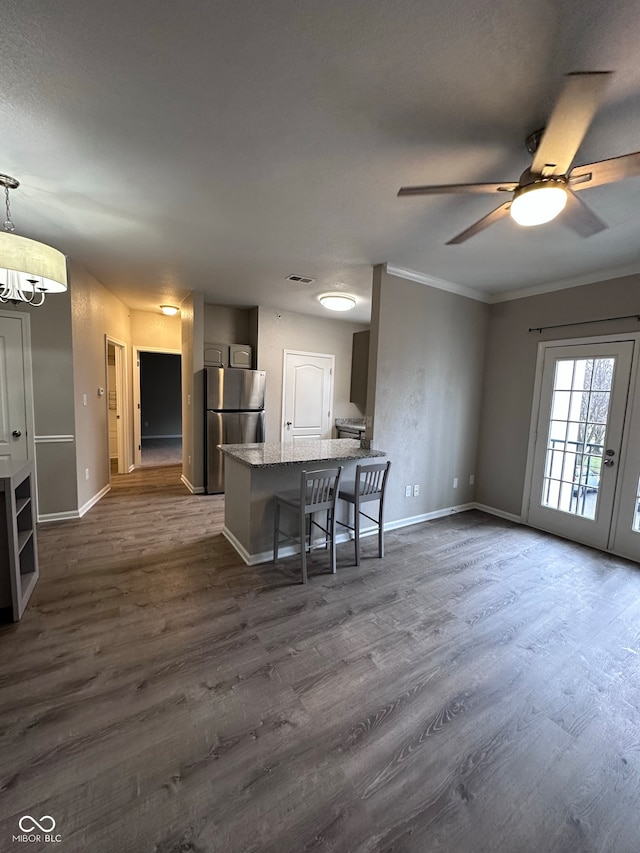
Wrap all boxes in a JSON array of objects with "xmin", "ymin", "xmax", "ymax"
[
  {"xmin": 219, "ymin": 439, "xmax": 385, "ymax": 468},
  {"xmin": 335, "ymin": 418, "xmax": 366, "ymax": 431}
]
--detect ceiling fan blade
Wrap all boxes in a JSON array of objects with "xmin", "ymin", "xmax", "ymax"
[
  {"xmin": 569, "ymin": 151, "xmax": 640, "ymax": 190},
  {"xmin": 531, "ymin": 72, "xmax": 612, "ymax": 177},
  {"xmin": 398, "ymin": 182, "xmax": 517, "ymax": 197},
  {"xmin": 446, "ymin": 201, "xmax": 512, "ymax": 245},
  {"xmin": 562, "ymin": 189, "xmax": 608, "ymax": 237}
]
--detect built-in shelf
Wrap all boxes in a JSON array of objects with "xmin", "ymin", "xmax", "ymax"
[{"xmin": 0, "ymin": 460, "xmax": 39, "ymax": 621}]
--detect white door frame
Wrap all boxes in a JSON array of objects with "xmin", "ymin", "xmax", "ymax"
[
  {"xmin": 0, "ymin": 308, "xmax": 36, "ymax": 503},
  {"xmin": 281, "ymin": 349, "xmax": 335, "ymax": 442},
  {"xmin": 133, "ymin": 346, "xmax": 182, "ymax": 468},
  {"xmin": 105, "ymin": 335, "xmax": 129, "ymax": 475},
  {"xmin": 522, "ymin": 331, "xmax": 640, "ymax": 554}
]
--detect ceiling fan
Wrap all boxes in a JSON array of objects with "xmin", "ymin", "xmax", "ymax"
[{"xmin": 398, "ymin": 72, "xmax": 640, "ymax": 245}]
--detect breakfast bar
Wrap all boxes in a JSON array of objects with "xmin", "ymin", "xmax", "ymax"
[{"xmin": 220, "ymin": 439, "xmax": 386, "ymax": 564}]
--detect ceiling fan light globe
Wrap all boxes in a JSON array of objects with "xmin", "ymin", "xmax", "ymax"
[{"xmin": 510, "ymin": 183, "xmax": 568, "ymax": 227}]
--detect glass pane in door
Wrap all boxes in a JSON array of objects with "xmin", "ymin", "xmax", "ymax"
[
  {"xmin": 540, "ymin": 357, "xmax": 615, "ymax": 519},
  {"xmin": 633, "ymin": 475, "xmax": 640, "ymax": 533}
]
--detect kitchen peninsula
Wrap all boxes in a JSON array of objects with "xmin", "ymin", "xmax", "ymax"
[{"xmin": 220, "ymin": 439, "xmax": 386, "ymax": 565}]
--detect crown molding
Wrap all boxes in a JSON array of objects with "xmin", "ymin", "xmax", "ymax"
[
  {"xmin": 386, "ymin": 261, "xmax": 640, "ymax": 306},
  {"xmin": 384, "ymin": 264, "xmax": 491, "ymax": 303},
  {"xmin": 489, "ymin": 261, "xmax": 640, "ymax": 303}
]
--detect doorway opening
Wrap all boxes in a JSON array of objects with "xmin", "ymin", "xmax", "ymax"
[{"xmin": 134, "ymin": 348, "xmax": 182, "ymax": 468}]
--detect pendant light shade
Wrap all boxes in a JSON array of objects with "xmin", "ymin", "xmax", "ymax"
[{"xmin": 0, "ymin": 174, "xmax": 68, "ymax": 306}]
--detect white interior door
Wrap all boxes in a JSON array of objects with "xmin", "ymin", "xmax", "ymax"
[
  {"xmin": 282, "ymin": 351, "xmax": 334, "ymax": 444},
  {"xmin": 0, "ymin": 314, "xmax": 29, "ymax": 462},
  {"xmin": 527, "ymin": 341, "xmax": 633, "ymax": 550},
  {"xmin": 106, "ymin": 337, "xmax": 128, "ymax": 475}
]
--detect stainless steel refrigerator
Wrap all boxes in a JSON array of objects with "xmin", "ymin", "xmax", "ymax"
[{"xmin": 205, "ymin": 367, "xmax": 266, "ymax": 494}]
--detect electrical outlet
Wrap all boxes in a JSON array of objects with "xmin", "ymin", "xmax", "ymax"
[
  {"xmin": 83, "ymin": 394, "xmax": 88, "ymax": 407},
  {"xmin": 469, "ymin": 474, "xmax": 475, "ymax": 485},
  {"xmin": 187, "ymin": 394, "xmax": 191, "ymax": 406},
  {"xmin": 413, "ymin": 484, "xmax": 419, "ymax": 496},
  {"xmin": 453, "ymin": 477, "xmax": 459, "ymax": 488},
  {"xmin": 85, "ymin": 468, "xmax": 89, "ymax": 481},
  {"xmin": 405, "ymin": 485, "xmax": 412, "ymax": 498},
  {"xmin": 188, "ymin": 455, "xmax": 192, "ymax": 465}
]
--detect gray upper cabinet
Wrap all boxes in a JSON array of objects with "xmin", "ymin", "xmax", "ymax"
[
  {"xmin": 204, "ymin": 343, "xmax": 228, "ymax": 367},
  {"xmin": 229, "ymin": 344, "xmax": 253, "ymax": 369},
  {"xmin": 350, "ymin": 330, "xmax": 369, "ymax": 410}
]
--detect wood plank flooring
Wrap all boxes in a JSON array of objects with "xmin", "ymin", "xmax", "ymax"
[{"xmin": 1, "ymin": 465, "xmax": 640, "ymax": 852}]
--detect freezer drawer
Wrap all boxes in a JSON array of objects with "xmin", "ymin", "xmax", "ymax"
[
  {"xmin": 205, "ymin": 367, "xmax": 265, "ymax": 411},
  {"xmin": 206, "ymin": 410, "xmax": 265, "ymax": 494}
]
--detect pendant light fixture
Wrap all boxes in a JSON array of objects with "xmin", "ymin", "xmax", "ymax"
[{"xmin": 0, "ymin": 174, "xmax": 68, "ymax": 306}]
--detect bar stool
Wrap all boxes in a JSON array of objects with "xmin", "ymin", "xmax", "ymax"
[
  {"xmin": 338, "ymin": 461, "xmax": 391, "ymax": 565},
  {"xmin": 273, "ymin": 466, "xmax": 343, "ymax": 584}
]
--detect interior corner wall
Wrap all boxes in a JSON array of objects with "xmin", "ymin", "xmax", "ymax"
[
  {"xmin": 476, "ymin": 273, "xmax": 640, "ymax": 517},
  {"xmin": 369, "ymin": 266, "xmax": 488, "ymax": 525},
  {"xmin": 256, "ymin": 306, "xmax": 368, "ymax": 442},
  {"xmin": 130, "ymin": 310, "xmax": 181, "ymax": 350},
  {"xmin": 181, "ymin": 291, "xmax": 204, "ymax": 491},
  {"xmin": 70, "ymin": 262, "xmax": 131, "ymax": 512}
]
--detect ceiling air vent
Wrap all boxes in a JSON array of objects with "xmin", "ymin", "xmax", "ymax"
[{"xmin": 285, "ymin": 274, "xmax": 315, "ymax": 284}]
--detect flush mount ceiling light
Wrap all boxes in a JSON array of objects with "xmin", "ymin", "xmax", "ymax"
[
  {"xmin": 160, "ymin": 305, "xmax": 180, "ymax": 316},
  {"xmin": 319, "ymin": 293, "xmax": 357, "ymax": 312},
  {"xmin": 510, "ymin": 180, "xmax": 568, "ymax": 227},
  {"xmin": 0, "ymin": 174, "xmax": 67, "ymax": 306}
]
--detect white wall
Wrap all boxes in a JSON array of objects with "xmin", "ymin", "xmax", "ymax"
[
  {"xmin": 130, "ymin": 310, "xmax": 181, "ymax": 350},
  {"xmin": 181, "ymin": 291, "xmax": 204, "ymax": 491},
  {"xmin": 257, "ymin": 306, "xmax": 368, "ymax": 441}
]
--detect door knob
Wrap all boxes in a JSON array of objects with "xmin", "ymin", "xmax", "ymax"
[
  {"xmin": 603, "ymin": 458, "xmax": 615, "ymax": 467},
  {"xmin": 286, "ymin": 421, "xmax": 292, "ymax": 428},
  {"xmin": 12, "ymin": 430, "xmax": 21, "ymax": 438}
]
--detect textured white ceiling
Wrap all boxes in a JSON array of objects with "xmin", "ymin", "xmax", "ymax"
[{"xmin": 2, "ymin": 0, "xmax": 640, "ymax": 322}]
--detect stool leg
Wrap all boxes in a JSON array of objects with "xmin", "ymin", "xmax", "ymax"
[
  {"xmin": 300, "ymin": 507, "xmax": 308, "ymax": 584},
  {"xmin": 329, "ymin": 508, "xmax": 337, "ymax": 573},
  {"xmin": 355, "ymin": 502, "xmax": 361, "ymax": 566},
  {"xmin": 273, "ymin": 500, "xmax": 280, "ymax": 562},
  {"xmin": 378, "ymin": 501, "xmax": 384, "ymax": 558}
]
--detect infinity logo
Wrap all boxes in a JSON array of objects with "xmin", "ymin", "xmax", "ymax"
[{"xmin": 18, "ymin": 815, "xmax": 56, "ymax": 833}]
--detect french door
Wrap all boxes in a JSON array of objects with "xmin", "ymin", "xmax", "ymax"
[{"xmin": 527, "ymin": 341, "xmax": 635, "ymax": 553}]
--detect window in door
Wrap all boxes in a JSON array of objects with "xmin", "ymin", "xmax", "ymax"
[{"xmin": 541, "ymin": 356, "xmax": 614, "ymax": 520}]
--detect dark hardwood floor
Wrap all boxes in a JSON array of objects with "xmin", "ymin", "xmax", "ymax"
[{"xmin": 1, "ymin": 465, "xmax": 640, "ymax": 852}]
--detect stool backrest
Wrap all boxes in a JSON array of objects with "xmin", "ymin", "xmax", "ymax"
[
  {"xmin": 355, "ymin": 460, "xmax": 391, "ymax": 503},
  {"xmin": 301, "ymin": 466, "xmax": 342, "ymax": 513}
]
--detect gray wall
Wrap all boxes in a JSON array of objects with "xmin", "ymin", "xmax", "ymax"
[
  {"xmin": 368, "ymin": 266, "xmax": 489, "ymax": 524},
  {"xmin": 257, "ymin": 306, "xmax": 368, "ymax": 442},
  {"xmin": 476, "ymin": 273, "xmax": 640, "ymax": 516},
  {"xmin": 140, "ymin": 352, "xmax": 181, "ymax": 438}
]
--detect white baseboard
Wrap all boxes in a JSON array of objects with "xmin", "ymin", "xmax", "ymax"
[
  {"xmin": 38, "ymin": 482, "xmax": 111, "ymax": 523},
  {"xmin": 38, "ymin": 509, "xmax": 81, "ymax": 523},
  {"xmin": 181, "ymin": 474, "xmax": 205, "ymax": 494},
  {"xmin": 472, "ymin": 502, "xmax": 522, "ymax": 524},
  {"xmin": 142, "ymin": 434, "xmax": 182, "ymax": 440},
  {"xmin": 79, "ymin": 483, "xmax": 111, "ymax": 517},
  {"xmin": 223, "ymin": 526, "xmax": 359, "ymax": 566},
  {"xmin": 385, "ymin": 502, "xmax": 475, "ymax": 532}
]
